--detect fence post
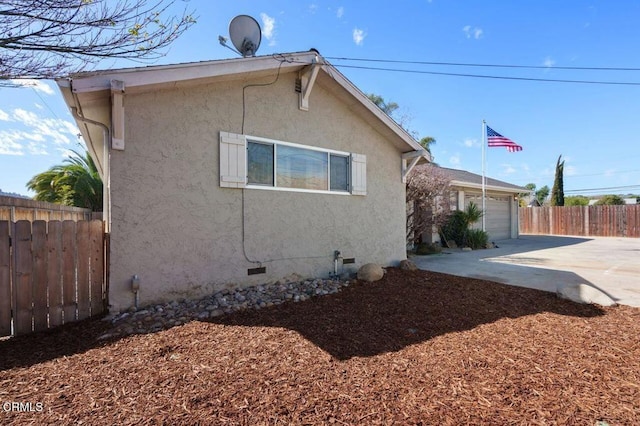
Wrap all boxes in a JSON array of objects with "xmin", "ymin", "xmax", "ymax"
[
  {"xmin": 0, "ymin": 221, "xmax": 11, "ymax": 337},
  {"xmin": 89, "ymin": 220, "xmax": 105, "ymax": 317}
]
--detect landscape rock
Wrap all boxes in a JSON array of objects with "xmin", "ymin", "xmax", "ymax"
[
  {"xmin": 399, "ymin": 259, "xmax": 418, "ymax": 271},
  {"xmin": 357, "ymin": 263, "xmax": 385, "ymax": 282},
  {"xmin": 100, "ymin": 276, "xmax": 352, "ymax": 340}
]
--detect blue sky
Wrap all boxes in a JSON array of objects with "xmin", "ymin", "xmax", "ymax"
[{"xmin": 2, "ymin": 0, "xmax": 640, "ymax": 197}]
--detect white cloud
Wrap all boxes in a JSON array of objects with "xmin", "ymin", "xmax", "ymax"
[
  {"xmin": 449, "ymin": 153, "xmax": 461, "ymax": 167},
  {"xmin": 543, "ymin": 56, "xmax": 555, "ymax": 68},
  {"xmin": 0, "ymin": 108, "xmax": 79, "ymax": 156},
  {"xmin": 463, "ymin": 25, "xmax": 483, "ymax": 39},
  {"xmin": 501, "ymin": 164, "xmax": 516, "ymax": 174},
  {"xmin": 309, "ymin": 3, "xmax": 318, "ymax": 13},
  {"xmin": 0, "ymin": 110, "xmax": 10, "ymax": 121},
  {"xmin": 0, "ymin": 133, "xmax": 24, "ymax": 155},
  {"xmin": 353, "ymin": 28, "xmax": 366, "ymax": 46},
  {"xmin": 9, "ymin": 79, "xmax": 55, "ymax": 95},
  {"xmin": 463, "ymin": 138, "xmax": 478, "ymax": 148},
  {"xmin": 564, "ymin": 165, "xmax": 577, "ymax": 176},
  {"xmin": 260, "ymin": 13, "xmax": 276, "ymax": 46},
  {"xmin": 337, "ymin": 6, "xmax": 344, "ymax": 18}
]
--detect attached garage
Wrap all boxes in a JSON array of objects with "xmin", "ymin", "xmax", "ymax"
[
  {"xmin": 464, "ymin": 193, "xmax": 512, "ymax": 241},
  {"xmin": 442, "ymin": 167, "xmax": 527, "ymax": 242}
]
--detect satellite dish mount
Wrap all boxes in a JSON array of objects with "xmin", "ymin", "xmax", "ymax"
[{"xmin": 219, "ymin": 15, "xmax": 262, "ymax": 57}]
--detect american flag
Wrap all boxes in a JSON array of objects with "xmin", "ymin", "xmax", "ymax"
[{"xmin": 487, "ymin": 126, "xmax": 523, "ymax": 152}]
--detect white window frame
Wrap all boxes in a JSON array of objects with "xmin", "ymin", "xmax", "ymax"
[{"xmin": 246, "ymin": 135, "xmax": 352, "ymax": 195}]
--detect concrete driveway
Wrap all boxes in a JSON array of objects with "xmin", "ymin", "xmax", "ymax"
[{"xmin": 411, "ymin": 235, "xmax": 640, "ymax": 307}]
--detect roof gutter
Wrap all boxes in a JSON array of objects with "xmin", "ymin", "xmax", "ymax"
[{"xmin": 450, "ymin": 180, "xmax": 530, "ymax": 194}]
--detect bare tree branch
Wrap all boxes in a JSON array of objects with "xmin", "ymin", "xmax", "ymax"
[
  {"xmin": 0, "ymin": 0, "xmax": 196, "ymax": 84},
  {"xmin": 406, "ymin": 164, "xmax": 451, "ymax": 245}
]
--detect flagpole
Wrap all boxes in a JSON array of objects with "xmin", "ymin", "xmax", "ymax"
[{"xmin": 482, "ymin": 120, "xmax": 486, "ymax": 232}]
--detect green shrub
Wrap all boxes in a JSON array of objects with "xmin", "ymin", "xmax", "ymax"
[
  {"xmin": 440, "ymin": 210, "xmax": 468, "ymax": 247},
  {"xmin": 595, "ymin": 194, "xmax": 625, "ymax": 205},
  {"xmin": 464, "ymin": 228, "xmax": 489, "ymax": 250},
  {"xmin": 463, "ymin": 201, "xmax": 484, "ymax": 226}
]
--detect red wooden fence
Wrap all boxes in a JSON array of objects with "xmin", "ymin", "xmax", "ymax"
[
  {"xmin": 519, "ymin": 205, "xmax": 640, "ymax": 238},
  {"xmin": 0, "ymin": 220, "xmax": 106, "ymax": 337}
]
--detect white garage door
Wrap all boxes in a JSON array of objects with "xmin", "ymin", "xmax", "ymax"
[{"xmin": 465, "ymin": 194, "xmax": 511, "ymax": 241}]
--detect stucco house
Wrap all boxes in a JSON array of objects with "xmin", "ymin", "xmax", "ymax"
[
  {"xmin": 57, "ymin": 50, "xmax": 429, "ymax": 313},
  {"xmin": 418, "ymin": 167, "xmax": 526, "ymax": 244}
]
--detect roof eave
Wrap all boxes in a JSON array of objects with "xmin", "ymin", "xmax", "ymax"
[
  {"xmin": 66, "ymin": 51, "xmax": 319, "ymax": 94},
  {"xmin": 450, "ymin": 180, "xmax": 526, "ymax": 193}
]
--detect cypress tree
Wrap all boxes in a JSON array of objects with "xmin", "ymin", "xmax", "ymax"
[{"xmin": 550, "ymin": 155, "xmax": 565, "ymax": 206}]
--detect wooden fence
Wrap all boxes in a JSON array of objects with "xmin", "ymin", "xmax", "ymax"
[
  {"xmin": 0, "ymin": 220, "xmax": 107, "ymax": 337},
  {"xmin": 0, "ymin": 195, "xmax": 97, "ymax": 222},
  {"xmin": 519, "ymin": 205, "xmax": 640, "ymax": 238}
]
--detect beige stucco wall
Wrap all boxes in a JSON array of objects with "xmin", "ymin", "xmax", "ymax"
[{"xmin": 107, "ymin": 71, "xmax": 408, "ymax": 312}]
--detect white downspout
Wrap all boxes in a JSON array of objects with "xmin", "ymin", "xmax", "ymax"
[{"xmin": 70, "ymin": 107, "xmax": 111, "ymax": 232}]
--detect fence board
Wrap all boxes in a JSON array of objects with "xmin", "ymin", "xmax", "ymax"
[
  {"xmin": 14, "ymin": 221, "xmax": 33, "ymax": 335},
  {"xmin": 0, "ymin": 221, "xmax": 11, "ymax": 337},
  {"xmin": 32, "ymin": 221, "xmax": 48, "ymax": 332},
  {"xmin": 47, "ymin": 221, "xmax": 63, "ymax": 327},
  {"xmin": 89, "ymin": 221, "xmax": 104, "ymax": 316},
  {"xmin": 520, "ymin": 205, "xmax": 640, "ymax": 237},
  {"xmin": 0, "ymin": 195, "xmax": 92, "ymax": 222},
  {"xmin": 1, "ymin": 219, "xmax": 106, "ymax": 337},
  {"xmin": 76, "ymin": 221, "xmax": 90, "ymax": 320},
  {"xmin": 62, "ymin": 221, "xmax": 77, "ymax": 323}
]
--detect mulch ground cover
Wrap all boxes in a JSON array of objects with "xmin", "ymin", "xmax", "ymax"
[{"xmin": 1, "ymin": 268, "xmax": 639, "ymax": 425}]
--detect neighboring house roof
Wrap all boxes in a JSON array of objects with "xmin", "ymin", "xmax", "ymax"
[
  {"xmin": 590, "ymin": 197, "xmax": 639, "ymax": 205},
  {"xmin": 56, "ymin": 50, "xmax": 429, "ymax": 177},
  {"xmin": 438, "ymin": 166, "xmax": 528, "ymax": 193}
]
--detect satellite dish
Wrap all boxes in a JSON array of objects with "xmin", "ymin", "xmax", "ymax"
[{"xmin": 229, "ymin": 15, "xmax": 262, "ymax": 57}]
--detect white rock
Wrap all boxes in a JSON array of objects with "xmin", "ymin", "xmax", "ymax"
[{"xmin": 558, "ymin": 284, "xmax": 616, "ymax": 307}]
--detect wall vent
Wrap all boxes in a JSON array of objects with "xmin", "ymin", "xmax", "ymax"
[
  {"xmin": 248, "ymin": 267, "xmax": 266, "ymax": 275},
  {"xmin": 343, "ymin": 258, "xmax": 356, "ymax": 264}
]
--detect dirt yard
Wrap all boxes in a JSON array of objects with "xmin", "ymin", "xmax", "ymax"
[{"xmin": 1, "ymin": 268, "xmax": 639, "ymax": 425}]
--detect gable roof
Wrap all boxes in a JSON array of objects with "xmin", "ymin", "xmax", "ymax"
[
  {"xmin": 56, "ymin": 50, "xmax": 429, "ymax": 177},
  {"xmin": 438, "ymin": 166, "xmax": 528, "ymax": 193}
]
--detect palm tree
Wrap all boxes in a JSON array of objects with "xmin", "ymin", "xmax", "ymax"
[
  {"xmin": 27, "ymin": 150, "xmax": 103, "ymax": 211},
  {"xmin": 418, "ymin": 136, "xmax": 436, "ymax": 153},
  {"xmin": 367, "ymin": 93, "xmax": 399, "ymax": 116}
]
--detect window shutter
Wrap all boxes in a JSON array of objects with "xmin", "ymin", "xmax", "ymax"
[
  {"xmin": 219, "ymin": 131, "xmax": 246, "ymax": 188},
  {"xmin": 351, "ymin": 153, "xmax": 367, "ymax": 196}
]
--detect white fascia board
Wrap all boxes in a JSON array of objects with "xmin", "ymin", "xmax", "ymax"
[
  {"xmin": 451, "ymin": 180, "xmax": 525, "ymax": 194},
  {"xmin": 69, "ymin": 52, "xmax": 317, "ymax": 93}
]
